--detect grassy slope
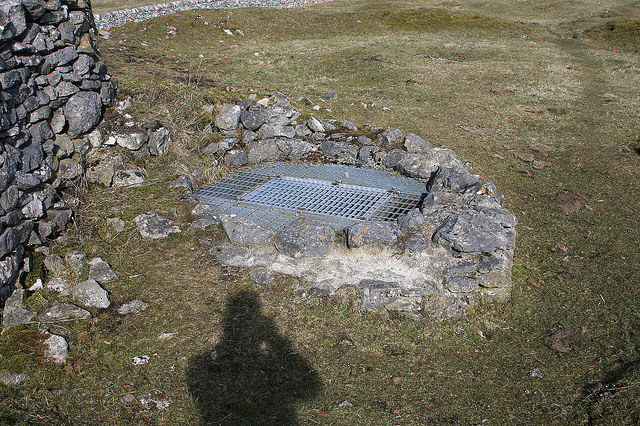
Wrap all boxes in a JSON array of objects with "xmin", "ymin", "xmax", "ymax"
[{"xmin": 2, "ymin": 0, "xmax": 640, "ymax": 423}]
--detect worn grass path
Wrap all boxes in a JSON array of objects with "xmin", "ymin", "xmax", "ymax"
[{"xmin": 2, "ymin": 0, "xmax": 639, "ymax": 423}]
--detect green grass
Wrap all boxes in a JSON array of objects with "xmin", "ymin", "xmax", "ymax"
[{"xmin": 2, "ymin": 0, "xmax": 640, "ymax": 423}]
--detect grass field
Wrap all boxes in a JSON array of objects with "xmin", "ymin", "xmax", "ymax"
[{"xmin": 2, "ymin": 0, "xmax": 640, "ymax": 423}]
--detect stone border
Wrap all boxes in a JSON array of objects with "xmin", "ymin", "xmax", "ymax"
[
  {"xmin": 188, "ymin": 93, "xmax": 517, "ymax": 318},
  {"xmin": 95, "ymin": 0, "xmax": 335, "ymax": 30}
]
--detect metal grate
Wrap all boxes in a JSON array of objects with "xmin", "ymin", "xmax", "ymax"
[
  {"xmin": 195, "ymin": 164, "xmax": 425, "ymax": 230},
  {"xmin": 239, "ymin": 176, "xmax": 420, "ymax": 222}
]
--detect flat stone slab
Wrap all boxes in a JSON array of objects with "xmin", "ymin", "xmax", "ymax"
[{"xmin": 72, "ymin": 279, "xmax": 110, "ymax": 308}]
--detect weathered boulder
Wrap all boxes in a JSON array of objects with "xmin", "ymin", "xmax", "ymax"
[
  {"xmin": 433, "ymin": 210, "xmax": 516, "ymax": 255},
  {"xmin": 404, "ymin": 133, "xmax": 432, "ymax": 152},
  {"xmin": 320, "ymin": 140, "xmax": 358, "ymax": 163},
  {"xmin": 38, "ymin": 302, "xmax": 91, "ymax": 322},
  {"xmin": 88, "ymin": 257, "xmax": 118, "ymax": 283},
  {"xmin": 134, "ymin": 212, "xmax": 181, "ymax": 239},
  {"xmin": 72, "ymin": 279, "xmax": 110, "ymax": 308},
  {"xmin": 148, "ymin": 127, "xmax": 171, "ymax": 156},
  {"xmin": 64, "ymin": 91, "xmax": 102, "ymax": 137},
  {"xmin": 214, "ymin": 103, "xmax": 241, "ymax": 131},
  {"xmin": 397, "ymin": 147, "xmax": 465, "ymax": 181},
  {"xmin": 346, "ymin": 221, "xmax": 400, "ymax": 248},
  {"xmin": 118, "ymin": 299, "xmax": 149, "ymax": 315},
  {"xmin": 240, "ymin": 105, "xmax": 269, "ymax": 131},
  {"xmin": 209, "ymin": 243, "xmax": 278, "ymax": 268},
  {"xmin": 377, "ymin": 128, "xmax": 404, "ymax": 148},
  {"xmin": 224, "ymin": 149, "xmax": 248, "ymax": 167},
  {"xmin": 358, "ymin": 279, "xmax": 401, "ymax": 310},
  {"xmin": 220, "ymin": 214, "xmax": 275, "ymax": 246},
  {"xmin": 2, "ymin": 287, "xmax": 36, "ymax": 326},
  {"xmin": 43, "ymin": 332, "xmax": 68, "ymax": 364},
  {"xmin": 113, "ymin": 169, "xmax": 146, "ymax": 187},
  {"xmin": 275, "ymin": 218, "xmax": 336, "ymax": 258}
]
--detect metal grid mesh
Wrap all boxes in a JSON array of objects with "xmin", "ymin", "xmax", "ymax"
[
  {"xmin": 240, "ymin": 176, "xmax": 409, "ymax": 221},
  {"xmin": 195, "ymin": 171, "xmax": 270, "ymax": 201},
  {"xmin": 195, "ymin": 164, "xmax": 426, "ymax": 230}
]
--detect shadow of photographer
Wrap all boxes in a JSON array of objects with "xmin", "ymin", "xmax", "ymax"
[{"xmin": 187, "ymin": 290, "xmax": 321, "ymax": 425}]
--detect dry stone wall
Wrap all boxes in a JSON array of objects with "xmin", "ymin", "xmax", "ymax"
[
  {"xmin": 94, "ymin": 0, "xmax": 334, "ymax": 30},
  {"xmin": 0, "ymin": 0, "xmax": 116, "ymax": 304}
]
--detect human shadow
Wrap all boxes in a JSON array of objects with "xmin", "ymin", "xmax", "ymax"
[{"xmin": 187, "ymin": 290, "xmax": 321, "ymax": 425}]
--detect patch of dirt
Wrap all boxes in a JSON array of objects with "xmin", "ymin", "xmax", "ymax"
[
  {"xmin": 545, "ymin": 326, "xmax": 583, "ymax": 353},
  {"xmin": 554, "ymin": 189, "xmax": 590, "ymax": 214}
]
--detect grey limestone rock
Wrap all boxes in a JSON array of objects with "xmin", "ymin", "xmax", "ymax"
[
  {"xmin": 169, "ymin": 175, "xmax": 193, "ymax": 191},
  {"xmin": 38, "ymin": 208, "xmax": 72, "ymax": 238},
  {"xmin": 43, "ymin": 332, "xmax": 68, "ymax": 364},
  {"xmin": 134, "ymin": 212, "xmax": 181, "ymax": 239},
  {"xmin": 433, "ymin": 210, "xmax": 515, "ymax": 255},
  {"xmin": 57, "ymin": 158, "xmax": 82, "ymax": 180},
  {"xmin": 398, "ymin": 147, "xmax": 465, "ymax": 181},
  {"xmin": 220, "ymin": 214, "xmax": 275, "ymax": 246},
  {"xmin": 2, "ymin": 287, "xmax": 36, "ymax": 326},
  {"xmin": 72, "ymin": 279, "xmax": 110, "ymax": 308},
  {"xmin": 65, "ymin": 250, "xmax": 87, "ymax": 273},
  {"xmin": 47, "ymin": 278, "xmax": 71, "ymax": 296},
  {"xmin": 306, "ymin": 117, "xmax": 324, "ymax": 132},
  {"xmin": 276, "ymin": 137, "xmax": 316, "ymax": 160},
  {"xmin": 118, "ymin": 299, "xmax": 149, "ymax": 315},
  {"xmin": 427, "ymin": 167, "xmax": 479, "ymax": 193},
  {"xmin": 404, "ymin": 230, "xmax": 431, "ymax": 253},
  {"xmin": 346, "ymin": 221, "xmax": 400, "ymax": 248},
  {"xmin": 85, "ymin": 153, "xmax": 122, "ymax": 186},
  {"xmin": 397, "ymin": 208, "xmax": 424, "ymax": 230},
  {"xmin": 377, "ymin": 128, "xmax": 404, "ymax": 148},
  {"xmin": 224, "ymin": 149, "xmax": 248, "ymax": 167},
  {"xmin": 209, "ymin": 243, "xmax": 278, "ymax": 268},
  {"xmin": 275, "ymin": 218, "xmax": 336, "ymax": 258},
  {"xmin": 214, "ymin": 103, "xmax": 241, "ymax": 131},
  {"xmin": 113, "ymin": 169, "xmax": 146, "ymax": 187},
  {"xmin": 358, "ymin": 279, "xmax": 401, "ymax": 310},
  {"xmin": 476, "ymin": 252, "xmax": 513, "ymax": 288},
  {"xmin": 115, "ymin": 133, "xmax": 147, "ymax": 150},
  {"xmin": 148, "ymin": 127, "xmax": 171, "ymax": 156},
  {"xmin": 240, "ymin": 105, "xmax": 268, "ymax": 131},
  {"xmin": 64, "ymin": 251, "xmax": 87, "ymax": 274},
  {"xmin": 64, "ymin": 91, "xmax": 102, "ymax": 137},
  {"xmin": 247, "ymin": 138, "xmax": 281, "ymax": 164},
  {"xmin": 43, "ymin": 253, "xmax": 66, "ymax": 276},
  {"xmin": 249, "ymin": 268, "xmax": 274, "ymax": 288},
  {"xmin": 0, "ymin": 371, "xmax": 27, "ymax": 387},
  {"xmin": 54, "ymin": 133, "xmax": 74, "ymax": 159},
  {"xmin": 404, "ymin": 133, "xmax": 432, "ymax": 152},
  {"xmin": 320, "ymin": 140, "xmax": 358, "ymax": 163},
  {"xmin": 382, "ymin": 149, "xmax": 406, "ymax": 169},
  {"xmin": 357, "ymin": 145, "xmax": 378, "ymax": 163},
  {"xmin": 38, "ymin": 302, "xmax": 91, "ymax": 322},
  {"xmin": 88, "ymin": 257, "xmax": 118, "ymax": 283}
]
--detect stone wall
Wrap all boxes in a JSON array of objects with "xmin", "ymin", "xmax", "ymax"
[
  {"xmin": 94, "ymin": 0, "xmax": 334, "ymax": 30},
  {"xmin": 0, "ymin": 0, "xmax": 115, "ymax": 304}
]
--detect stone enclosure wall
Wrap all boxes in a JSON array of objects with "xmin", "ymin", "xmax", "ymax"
[{"xmin": 0, "ymin": 0, "xmax": 116, "ymax": 304}]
